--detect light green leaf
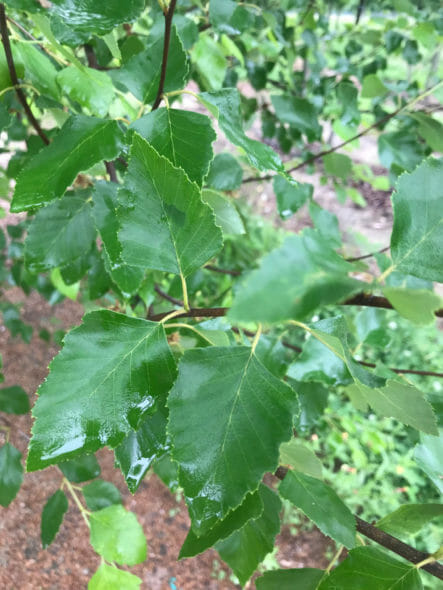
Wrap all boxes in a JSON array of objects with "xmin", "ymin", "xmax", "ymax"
[
  {"xmin": 256, "ymin": 568, "xmax": 325, "ymax": 590},
  {"xmin": 27, "ymin": 310, "xmax": 176, "ymax": 471},
  {"xmin": 414, "ymin": 430, "xmax": 443, "ymax": 494},
  {"xmin": 318, "ymin": 547, "xmax": 423, "ymax": 590},
  {"xmin": 41, "ymin": 490, "xmax": 68, "ymax": 548},
  {"xmin": 89, "ymin": 504, "xmax": 147, "ymax": 565},
  {"xmin": 215, "ymin": 485, "xmax": 282, "ymax": 586},
  {"xmin": 50, "ymin": 268, "xmax": 80, "ymax": 300},
  {"xmin": 0, "ymin": 385, "xmax": 30, "ymax": 414},
  {"xmin": 378, "ymin": 130, "xmax": 424, "ymax": 173},
  {"xmin": 193, "ymin": 34, "xmax": 227, "ymax": 90},
  {"xmin": 389, "ymin": 158, "xmax": 443, "ymax": 282},
  {"xmin": 280, "ymin": 471, "xmax": 355, "ymax": 548},
  {"xmin": 361, "ymin": 74, "xmax": 387, "ymax": 98},
  {"xmin": 0, "ymin": 443, "xmax": 23, "ymax": 507},
  {"xmin": 323, "ymin": 153, "xmax": 353, "ymax": 180},
  {"xmin": 202, "ymin": 189, "xmax": 245, "ymax": 235},
  {"xmin": 200, "ymin": 89, "xmax": 284, "ymax": 173},
  {"xmin": 179, "ymin": 487, "xmax": 264, "ymax": 559},
  {"xmin": 206, "ymin": 153, "xmax": 243, "ymax": 191},
  {"xmin": 377, "ymin": 504, "xmax": 443, "ymax": 538},
  {"xmin": 273, "ymin": 176, "xmax": 313, "ymax": 220},
  {"xmin": 229, "ymin": 230, "xmax": 361, "ymax": 323},
  {"xmin": 271, "ymin": 95, "xmax": 321, "ymax": 141},
  {"xmin": 25, "ymin": 195, "xmax": 95, "ymax": 272},
  {"xmin": 15, "ymin": 42, "xmax": 60, "ymax": 100},
  {"xmin": 56, "ymin": 66, "xmax": 114, "ymax": 117},
  {"xmin": 88, "ymin": 563, "xmax": 141, "ymax": 590},
  {"xmin": 118, "ymin": 134, "xmax": 223, "ymax": 277},
  {"xmin": 11, "ymin": 116, "xmax": 125, "ymax": 212},
  {"xmin": 83, "ymin": 480, "xmax": 122, "ymax": 512},
  {"xmin": 383, "ymin": 287, "xmax": 441, "ymax": 325},
  {"xmin": 131, "ymin": 108, "xmax": 216, "ymax": 186},
  {"xmin": 168, "ymin": 346, "xmax": 297, "ymax": 534},
  {"xmin": 279, "ymin": 440, "xmax": 323, "ymax": 479},
  {"xmin": 409, "ymin": 112, "xmax": 443, "ymax": 152}
]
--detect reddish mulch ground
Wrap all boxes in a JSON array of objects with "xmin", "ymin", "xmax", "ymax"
[{"xmin": 0, "ymin": 290, "xmax": 331, "ymax": 589}]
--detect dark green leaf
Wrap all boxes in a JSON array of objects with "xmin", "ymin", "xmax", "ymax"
[
  {"xmin": 206, "ymin": 153, "xmax": 243, "ymax": 191},
  {"xmin": 0, "ymin": 443, "xmax": 23, "ymax": 507},
  {"xmin": 132, "ymin": 108, "xmax": 215, "ymax": 186},
  {"xmin": 0, "ymin": 385, "xmax": 30, "ymax": 414},
  {"xmin": 292, "ymin": 381, "xmax": 330, "ymax": 433},
  {"xmin": 287, "ymin": 337, "xmax": 351, "ymax": 386},
  {"xmin": 27, "ymin": 310, "xmax": 176, "ymax": 471},
  {"xmin": 378, "ymin": 130, "xmax": 424, "ymax": 173},
  {"xmin": 168, "ymin": 346, "xmax": 297, "ymax": 534},
  {"xmin": 271, "ymin": 95, "xmax": 321, "ymax": 141},
  {"xmin": 82, "ymin": 480, "xmax": 122, "ymax": 512},
  {"xmin": 118, "ymin": 133, "xmax": 223, "ymax": 277},
  {"xmin": 59, "ymin": 455, "xmax": 100, "ymax": 483},
  {"xmin": 88, "ymin": 563, "xmax": 141, "ymax": 590},
  {"xmin": 11, "ymin": 116, "xmax": 125, "ymax": 212},
  {"xmin": 256, "ymin": 568, "xmax": 325, "ymax": 590},
  {"xmin": 89, "ymin": 504, "xmax": 147, "ymax": 565},
  {"xmin": 41, "ymin": 489, "xmax": 68, "ymax": 548},
  {"xmin": 56, "ymin": 66, "xmax": 114, "ymax": 117},
  {"xmin": 377, "ymin": 503, "xmax": 443, "ymax": 538},
  {"xmin": 279, "ymin": 471, "xmax": 355, "ymax": 548},
  {"xmin": 273, "ymin": 176, "xmax": 313, "ymax": 220},
  {"xmin": 336, "ymin": 80, "xmax": 359, "ymax": 126},
  {"xmin": 15, "ymin": 42, "xmax": 60, "ymax": 100}
]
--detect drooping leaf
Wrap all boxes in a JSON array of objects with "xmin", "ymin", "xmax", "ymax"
[
  {"xmin": 89, "ymin": 504, "xmax": 147, "ymax": 566},
  {"xmin": 200, "ymin": 89, "xmax": 284, "ymax": 173},
  {"xmin": 318, "ymin": 547, "xmax": 423, "ymax": 590},
  {"xmin": 91, "ymin": 181, "xmax": 144, "ymax": 298},
  {"xmin": 206, "ymin": 153, "xmax": 243, "ymax": 191},
  {"xmin": 11, "ymin": 116, "xmax": 124, "ymax": 212},
  {"xmin": 56, "ymin": 66, "xmax": 114, "ymax": 117},
  {"xmin": 193, "ymin": 34, "xmax": 227, "ymax": 90},
  {"xmin": 59, "ymin": 455, "xmax": 101, "ymax": 483},
  {"xmin": 279, "ymin": 470, "xmax": 355, "ymax": 548},
  {"xmin": 389, "ymin": 158, "xmax": 443, "ymax": 282},
  {"xmin": 273, "ymin": 176, "xmax": 313, "ymax": 220},
  {"xmin": 256, "ymin": 568, "xmax": 325, "ymax": 590},
  {"xmin": 0, "ymin": 385, "xmax": 30, "ymax": 414},
  {"xmin": 414, "ymin": 430, "xmax": 443, "ymax": 494},
  {"xmin": 279, "ymin": 440, "xmax": 323, "ymax": 479},
  {"xmin": 229, "ymin": 230, "xmax": 361, "ymax": 323},
  {"xmin": 131, "ymin": 108, "xmax": 216, "ymax": 186},
  {"xmin": 271, "ymin": 95, "xmax": 321, "ymax": 141},
  {"xmin": 0, "ymin": 443, "xmax": 23, "ymax": 507},
  {"xmin": 41, "ymin": 489, "xmax": 68, "ymax": 548},
  {"xmin": 202, "ymin": 189, "xmax": 245, "ymax": 235},
  {"xmin": 215, "ymin": 485, "xmax": 282, "ymax": 586},
  {"xmin": 27, "ymin": 310, "xmax": 176, "ymax": 471},
  {"xmin": 82, "ymin": 480, "xmax": 122, "ymax": 512},
  {"xmin": 179, "ymin": 487, "xmax": 264, "ymax": 559},
  {"xmin": 383, "ymin": 287, "xmax": 441, "ymax": 325},
  {"xmin": 287, "ymin": 336, "xmax": 351, "ymax": 386},
  {"xmin": 377, "ymin": 503, "xmax": 443, "ymax": 538},
  {"xmin": 168, "ymin": 345, "xmax": 297, "ymax": 534},
  {"xmin": 118, "ymin": 134, "xmax": 223, "ymax": 277},
  {"xmin": 88, "ymin": 563, "xmax": 142, "ymax": 590},
  {"xmin": 25, "ymin": 195, "xmax": 96, "ymax": 272}
]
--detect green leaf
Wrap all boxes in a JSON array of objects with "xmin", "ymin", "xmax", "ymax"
[
  {"xmin": 288, "ymin": 337, "xmax": 351, "ymax": 387},
  {"xmin": 88, "ymin": 563, "xmax": 142, "ymax": 590},
  {"xmin": 318, "ymin": 547, "xmax": 423, "ymax": 590},
  {"xmin": 414, "ymin": 430, "xmax": 443, "ymax": 494},
  {"xmin": 209, "ymin": 0, "xmax": 241, "ymax": 35},
  {"xmin": 41, "ymin": 490, "xmax": 68, "ymax": 548},
  {"xmin": 336, "ymin": 80, "xmax": 359, "ymax": 126},
  {"xmin": 292, "ymin": 382, "xmax": 329, "ymax": 433},
  {"xmin": 89, "ymin": 504, "xmax": 147, "ymax": 566},
  {"xmin": 50, "ymin": 267, "xmax": 80, "ymax": 300},
  {"xmin": 323, "ymin": 153, "xmax": 352, "ymax": 180},
  {"xmin": 56, "ymin": 66, "xmax": 114, "ymax": 117},
  {"xmin": 383, "ymin": 287, "xmax": 441, "ymax": 325},
  {"xmin": 49, "ymin": 0, "xmax": 144, "ymax": 36},
  {"xmin": 118, "ymin": 134, "xmax": 223, "ymax": 277},
  {"xmin": 0, "ymin": 385, "xmax": 30, "ymax": 414},
  {"xmin": 229, "ymin": 230, "xmax": 361, "ymax": 323},
  {"xmin": 279, "ymin": 440, "xmax": 322, "ymax": 479},
  {"xmin": 15, "ymin": 42, "xmax": 60, "ymax": 100},
  {"xmin": 256, "ymin": 568, "xmax": 325, "ymax": 590},
  {"xmin": 179, "ymin": 487, "xmax": 264, "ymax": 559},
  {"xmin": 279, "ymin": 471, "xmax": 355, "ymax": 548},
  {"xmin": 27, "ymin": 310, "xmax": 176, "ymax": 471},
  {"xmin": 193, "ymin": 34, "xmax": 227, "ymax": 90},
  {"xmin": 206, "ymin": 153, "xmax": 243, "ymax": 191},
  {"xmin": 377, "ymin": 504, "xmax": 443, "ymax": 538},
  {"xmin": 112, "ymin": 27, "xmax": 188, "ymax": 104},
  {"xmin": 408, "ymin": 112, "xmax": 443, "ymax": 152},
  {"xmin": 91, "ymin": 181, "xmax": 144, "ymax": 298},
  {"xmin": 11, "ymin": 116, "xmax": 125, "ymax": 212},
  {"xmin": 25, "ymin": 195, "xmax": 96, "ymax": 272},
  {"xmin": 273, "ymin": 176, "xmax": 313, "ymax": 220},
  {"xmin": 131, "ymin": 108, "xmax": 216, "ymax": 186},
  {"xmin": 83, "ymin": 479, "xmax": 122, "ymax": 512},
  {"xmin": 59, "ymin": 455, "xmax": 100, "ymax": 482},
  {"xmin": 389, "ymin": 158, "xmax": 443, "ymax": 282},
  {"xmin": 0, "ymin": 443, "xmax": 23, "ymax": 507},
  {"xmin": 200, "ymin": 89, "xmax": 284, "ymax": 173},
  {"xmin": 202, "ymin": 189, "xmax": 245, "ymax": 235},
  {"xmin": 361, "ymin": 74, "xmax": 387, "ymax": 98},
  {"xmin": 215, "ymin": 485, "xmax": 282, "ymax": 586},
  {"xmin": 271, "ymin": 95, "xmax": 321, "ymax": 141},
  {"xmin": 168, "ymin": 345, "xmax": 297, "ymax": 534},
  {"xmin": 378, "ymin": 130, "xmax": 424, "ymax": 173}
]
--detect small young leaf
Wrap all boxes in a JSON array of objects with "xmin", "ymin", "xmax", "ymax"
[
  {"xmin": 88, "ymin": 563, "xmax": 142, "ymax": 590},
  {"xmin": 256, "ymin": 568, "xmax": 325, "ymax": 590},
  {"xmin": 89, "ymin": 504, "xmax": 147, "ymax": 565},
  {"xmin": 59, "ymin": 455, "xmax": 101, "ymax": 483},
  {"xmin": 0, "ymin": 443, "xmax": 23, "ymax": 507},
  {"xmin": 273, "ymin": 176, "xmax": 313, "ymax": 220},
  {"xmin": 41, "ymin": 489, "xmax": 68, "ymax": 548},
  {"xmin": 82, "ymin": 479, "xmax": 122, "ymax": 512},
  {"xmin": 0, "ymin": 385, "xmax": 30, "ymax": 414},
  {"xmin": 271, "ymin": 95, "xmax": 321, "ymax": 141}
]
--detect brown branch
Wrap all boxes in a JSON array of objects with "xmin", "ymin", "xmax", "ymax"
[
  {"xmin": 154, "ymin": 284, "xmax": 183, "ymax": 306},
  {"xmin": 204, "ymin": 264, "xmax": 242, "ymax": 276},
  {"xmin": 0, "ymin": 4, "xmax": 49, "ymax": 145},
  {"xmin": 345, "ymin": 246, "xmax": 389, "ymax": 262},
  {"xmin": 151, "ymin": 0, "xmax": 178, "ymax": 110},
  {"xmin": 105, "ymin": 161, "xmax": 118, "ymax": 183},
  {"xmin": 274, "ymin": 468, "xmax": 443, "ymax": 580}
]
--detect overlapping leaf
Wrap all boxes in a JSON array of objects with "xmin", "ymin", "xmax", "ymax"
[
  {"xmin": 0, "ymin": 443, "xmax": 23, "ymax": 507},
  {"xmin": 118, "ymin": 134, "xmax": 223, "ymax": 277},
  {"xmin": 27, "ymin": 310, "xmax": 176, "ymax": 471},
  {"xmin": 377, "ymin": 503, "xmax": 443, "ymax": 538},
  {"xmin": 41, "ymin": 490, "xmax": 68, "ymax": 548},
  {"xmin": 256, "ymin": 568, "xmax": 325, "ymax": 590},
  {"xmin": 88, "ymin": 563, "xmax": 141, "ymax": 590},
  {"xmin": 271, "ymin": 95, "xmax": 322, "ymax": 141},
  {"xmin": 56, "ymin": 66, "xmax": 114, "ymax": 117}
]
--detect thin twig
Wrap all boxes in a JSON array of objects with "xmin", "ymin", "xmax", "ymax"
[
  {"xmin": 104, "ymin": 161, "xmax": 118, "ymax": 183},
  {"xmin": 345, "ymin": 246, "xmax": 389, "ymax": 262},
  {"xmin": 0, "ymin": 3, "xmax": 49, "ymax": 144},
  {"xmin": 154, "ymin": 284, "xmax": 183, "ymax": 306},
  {"xmin": 204, "ymin": 264, "xmax": 242, "ymax": 276},
  {"xmin": 151, "ymin": 0, "xmax": 178, "ymax": 110}
]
